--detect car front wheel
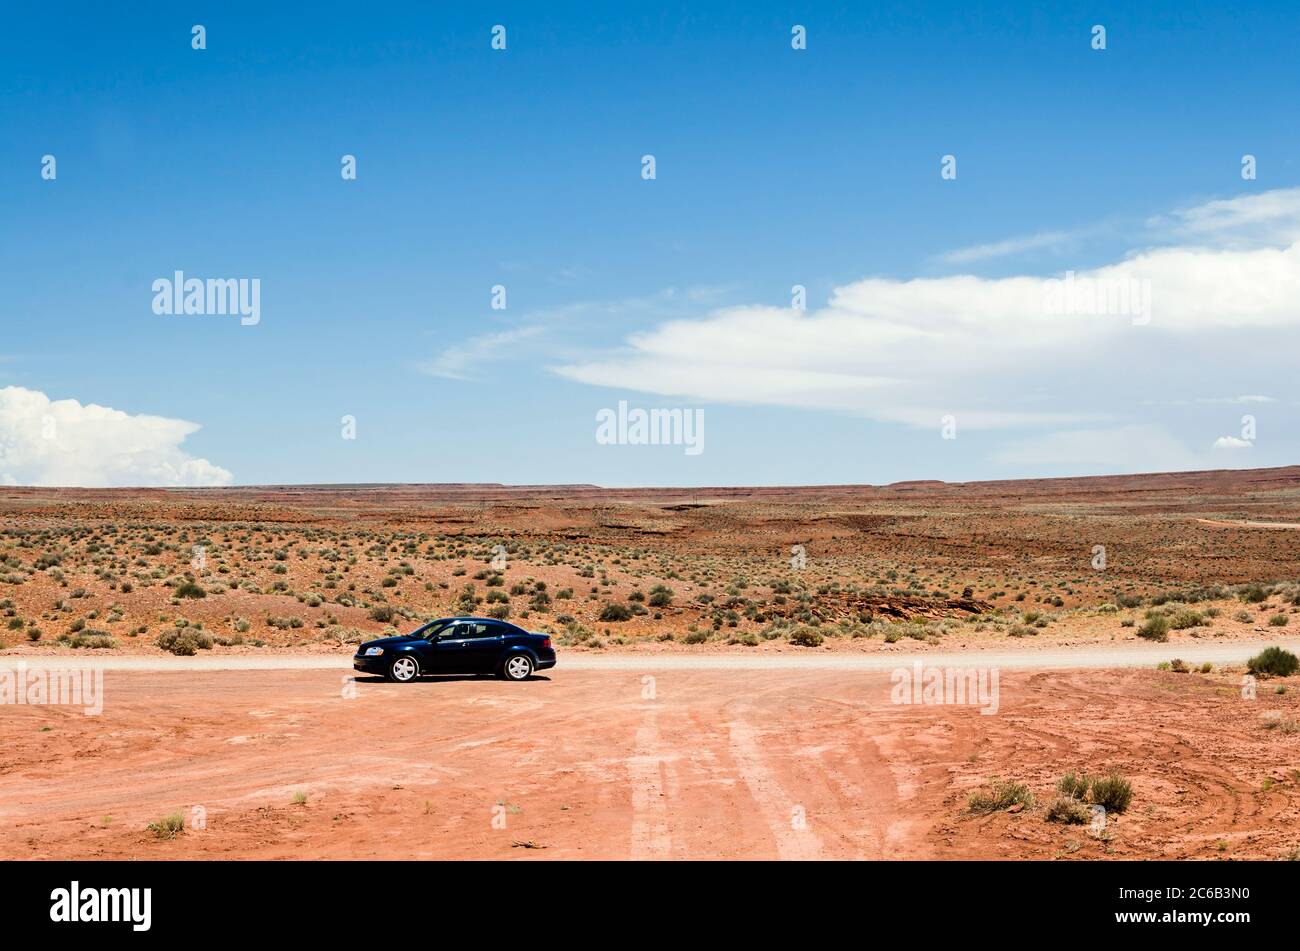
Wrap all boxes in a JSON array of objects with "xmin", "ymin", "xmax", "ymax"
[
  {"xmin": 501, "ymin": 654, "xmax": 534, "ymax": 681},
  {"xmin": 388, "ymin": 655, "xmax": 419, "ymax": 683}
]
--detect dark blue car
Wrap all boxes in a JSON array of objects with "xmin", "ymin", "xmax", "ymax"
[{"xmin": 353, "ymin": 617, "xmax": 557, "ymax": 683}]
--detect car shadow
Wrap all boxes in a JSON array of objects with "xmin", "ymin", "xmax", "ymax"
[{"xmin": 353, "ymin": 674, "xmax": 553, "ymax": 684}]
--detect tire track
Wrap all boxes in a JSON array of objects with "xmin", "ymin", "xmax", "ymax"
[
  {"xmin": 628, "ymin": 704, "xmax": 673, "ymax": 859},
  {"xmin": 727, "ymin": 713, "xmax": 823, "ymax": 860}
]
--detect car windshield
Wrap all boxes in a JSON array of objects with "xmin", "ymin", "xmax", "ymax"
[{"xmin": 417, "ymin": 620, "xmax": 454, "ymax": 639}]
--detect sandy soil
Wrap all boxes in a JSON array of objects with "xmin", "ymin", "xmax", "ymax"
[{"xmin": 3, "ymin": 659, "xmax": 1297, "ymax": 860}]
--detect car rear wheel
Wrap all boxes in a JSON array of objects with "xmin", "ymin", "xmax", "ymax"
[
  {"xmin": 502, "ymin": 654, "xmax": 534, "ymax": 681},
  {"xmin": 388, "ymin": 655, "xmax": 419, "ymax": 683}
]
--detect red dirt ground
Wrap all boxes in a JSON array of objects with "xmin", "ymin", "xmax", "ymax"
[{"xmin": 2, "ymin": 665, "xmax": 1296, "ymax": 860}]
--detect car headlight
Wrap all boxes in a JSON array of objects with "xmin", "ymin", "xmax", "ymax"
[{"xmin": 363, "ymin": 647, "xmax": 384, "ymax": 656}]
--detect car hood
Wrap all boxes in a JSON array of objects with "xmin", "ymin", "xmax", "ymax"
[{"xmin": 358, "ymin": 634, "xmax": 422, "ymax": 650}]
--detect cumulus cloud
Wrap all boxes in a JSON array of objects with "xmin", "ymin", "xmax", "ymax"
[
  {"xmin": 1212, "ymin": 435, "xmax": 1253, "ymax": 451},
  {"xmin": 0, "ymin": 386, "xmax": 232, "ymax": 487},
  {"xmin": 553, "ymin": 189, "xmax": 1300, "ymax": 456}
]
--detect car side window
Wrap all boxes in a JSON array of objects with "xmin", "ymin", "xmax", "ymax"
[
  {"xmin": 438, "ymin": 623, "xmax": 467, "ymax": 640},
  {"xmin": 462, "ymin": 622, "xmax": 492, "ymax": 639}
]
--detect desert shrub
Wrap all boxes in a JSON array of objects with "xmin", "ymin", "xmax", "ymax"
[
  {"xmin": 174, "ymin": 581, "xmax": 206, "ymax": 599},
  {"xmin": 69, "ymin": 632, "xmax": 117, "ymax": 649},
  {"xmin": 1045, "ymin": 796, "xmax": 1090, "ymax": 824},
  {"xmin": 156, "ymin": 628, "xmax": 211, "ymax": 656},
  {"xmin": 146, "ymin": 811, "xmax": 185, "ymax": 839},
  {"xmin": 1169, "ymin": 658, "xmax": 1189, "ymax": 673},
  {"xmin": 1247, "ymin": 646, "xmax": 1299, "ymax": 677},
  {"xmin": 1268, "ymin": 614, "xmax": 1288, "ymax": 627},
  {"xmin": 318, "ymin": 625, "xmax": 365, "ymax": 645},
  {"xmin": 1137, "ymin": 615, "xmax": 1170, "ymax": 642},
  {"xmin": 1008, "ymin": 624, "xmax": 1037, "ymax": 638},
  {"xmin": 967, "ymin": 780, "xmax": 1034, "ymax": 814},
  {"xmin": 788, "ymin": 627, "xmax": 824, "ymax": 647},
  {"xmin": 1088, "ymin": 774, "xmax": 1134, "ymax": 813},
  {"xmin": 1168, "ymin": 609, "xmax": 1206, "ymax": 630},
  {"xmin": 1057, "ymin": 772, "xmax": 1091, "ymax": 799},
  {"xmin": 368, "ymin": 604, "xmax": 395, "ymax": 623},
  {"xmin": 1262, "ymin": 714, "xmax": 1299, "ymax": 734},
  {"xmin": 648, "ymin": 584, "xmax": 674, "ymax": 607},
  {"xmin": 1239, "ymin": 585, "xmax": 1269, "ymax": 603},
  {"xmin": 598, "ymin": 603, "xmax": 633, "ymax": 622},
  {"xmin": 681, "ymin": 629, "xmax": 710, "ymax": 644}
]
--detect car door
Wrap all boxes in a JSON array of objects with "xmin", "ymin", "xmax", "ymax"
[
  {"xmin": 429, "ymin": 622, "xmax": 475, "ymax": 674},
  {"xmin": 430, "ymin": 621, "xmax": 503, "ymax": 674},
  {"xmin": 458, "ymin": 621, "xmax": 505, "ymax": 673}
]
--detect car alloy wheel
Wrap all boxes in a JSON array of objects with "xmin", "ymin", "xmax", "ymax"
[
  {"xmin": 503, "ymin": 655, "xmax": 533, "ymax": 681},
  {"xmin": 389, "ymin": 655, "xmax": 418, "ymax": 683}
]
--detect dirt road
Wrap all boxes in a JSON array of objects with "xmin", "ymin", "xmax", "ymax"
[
  {"xmin": 3, "ymin": 653, "xmax": 1298, "ymax": 860},
  {"xmin": 5, "ymin": 638, "xmax": 1298, "ymax": 673}
]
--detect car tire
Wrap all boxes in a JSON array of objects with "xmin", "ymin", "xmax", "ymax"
[
  {"xmin": 501, "ymin": 653, "xmax": 534, "ymax": 681},
  {"xmin": 388, "ymin": 654, "xmax": 420, "ymax": 683}
]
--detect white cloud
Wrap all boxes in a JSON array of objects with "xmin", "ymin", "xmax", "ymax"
[
  {"xmin": 420, "ymin": 326, "xmax": 544, "ymax": 380},
  {"xmin": 420, "ymin": 286, "xmax": 743, "ymax": 381},
  {"xmin": 554, "ymin": 189, "xmax": 1300, "ymax": 439},
  {"xmin": 940, "ymin": 229, "xmax": 1077, "ymax": 264},
  {"xmin": 0, "ymin": 386, "xmax": 232, "ymax": 487},
  {"xmin": 1153, "ymin": 187, "xmax": 1300, "ymax": 247},
  {"xmin": 1199, "ymin": 395, "xmax": 1275, "ymax": 405},
  {"xmin": 1212, "ymin": 435, "xmax": 1253, "ymax": 450},
  {"xmin": 992, "ymin": 425, "xmax": 1205, "ymax": 472}
]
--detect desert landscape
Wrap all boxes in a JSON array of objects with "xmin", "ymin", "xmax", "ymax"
[{"xmin": 3, "ymin": 466, "xmax": 1300, "ymax": 860}]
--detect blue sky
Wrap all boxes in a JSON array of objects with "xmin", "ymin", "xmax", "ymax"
[{"xmin": 2, "ymin": 1, "xmax": 1298, "ymax": 487}]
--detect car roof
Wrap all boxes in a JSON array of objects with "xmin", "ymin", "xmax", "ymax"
[{"xmin": 434, "ymin": 616, "xmax": 522, "ymax": 627}]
